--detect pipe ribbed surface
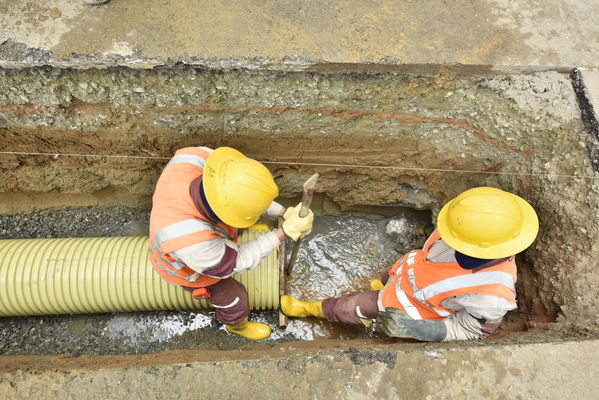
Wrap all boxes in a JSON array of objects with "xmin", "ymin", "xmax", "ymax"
[{"xmin": 0, "ymin": 228, "xmax": 279, "ymax": 316}]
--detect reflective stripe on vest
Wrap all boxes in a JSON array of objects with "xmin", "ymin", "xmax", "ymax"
[
  {"xmin": 150, "ymin": 243, "xmax": 207, "ymax": 283},
  {"xmin": 155, "ymin": 219, "xmax": 217, "ymax": 246},
  {"xmin": 382, "ymin": 230, "xmax": 517, "ymax": 320},
  {"xmin": 166, "ymin": 147, "xmax": 213, "ymax": 168},
  {"xmin": 148, "ymin": 248, "xmax": 181, "ymax": 277},
  {"xmin": 212, "ymin": 297, "xmax": 240, "ymax": 309},
  {"xmin": 395, "ymin": 270, "xmax": 514, "ymax": 320},
  {"xmin": 412, "ymin": 271, "xmax": 516, "ymax": 304},
  {"xmin": 149, "ymin": 146, "xmax": 238, "ymax": 288},
  {"xmin": 407, "ymin": 267, "xmax": 452, "ymax": 318},
  {"xmin": 394, "ymin": 279, "xmax": 422, "ymax": 319}
]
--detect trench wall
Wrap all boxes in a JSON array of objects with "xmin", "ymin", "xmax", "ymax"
[{"xmin": 0, "ymin": 67, "xmax": 598, "ymax": 324}]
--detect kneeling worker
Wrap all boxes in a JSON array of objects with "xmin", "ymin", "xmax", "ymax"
[
  {"xmin": 149, "ymin": 146, "xmax": 313, "ymax": 340},
  {"xmin": 282, "ymin": 187, "xmax": 538, "ymax": 341}
]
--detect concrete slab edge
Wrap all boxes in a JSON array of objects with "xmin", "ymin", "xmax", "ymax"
[
  {"xmin": 572, "ymin": 68, "xmax": 599, "ymax": 172},
  {"xmin": 0, "ymin": 339, "xmax": 598, "ymax": 399},
  {"xmin": 0, "ymin": 40, "xmax": 579, "ymax": 74}
]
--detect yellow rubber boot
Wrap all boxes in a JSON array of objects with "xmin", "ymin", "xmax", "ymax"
[
  {"xmin": 280, "ymin": 295, "xmax": 325, "ymax": 318},
  {"xmin": 370, "ymin": 279, "xmax": 384, "ymax": 291},
  {"xmin": 225, "ymin": 318, "xmax": 272, "ymax": 341}
]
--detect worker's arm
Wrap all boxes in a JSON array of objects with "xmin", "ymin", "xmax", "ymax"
[
  {"xmin": 441, "ymin": 294, "xmax": 516, "ymax": 341},
  {"xmin": 375, "ymin": 308, "xmax": 448, "ymax": 341},
  {"xmin": 263, "ymin": 201, "xmax": 285, "ymax": 220},
  {"xmin": 173, "ymin": 204, "xmax": 312, "ymax": 278},
  {"xmin": 173, "ymin": 231, "xmax": 284, "ymax": 279},
  {"xmin": 375, "ymin": 294, "xmax": 516, "ymax": 341}
]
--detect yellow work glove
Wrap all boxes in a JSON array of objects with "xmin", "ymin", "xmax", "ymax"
[
  {"xmin": 369, "ymin": 279, "xmax": 384, "ymax": 291},
  {"xmin": 282, "ymin": 203, "xmax": 314, "ymax": 241}
]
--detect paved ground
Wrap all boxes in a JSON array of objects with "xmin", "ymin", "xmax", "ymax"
[
  {"xmin": 1, "ymin": 0, "xmax": 598, "ymax": 69},
  {"xmin": 1, "ymin": 339, "xmax": 599, "ymax": 399}
]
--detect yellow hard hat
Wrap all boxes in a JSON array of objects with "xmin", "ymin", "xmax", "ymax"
[
  {"xmin": 203, "ymin": 147, "xmax": 279, "ymax": 228},
  {"xmin": 437, "ymin": 187, "xmax": 539, "ymax": 259}
]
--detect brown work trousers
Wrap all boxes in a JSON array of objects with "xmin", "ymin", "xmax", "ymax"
[
  {"xmin": 182, "ymin": 278, "xmax": 249, "ymax": 325},
  {"xmin": 322, "ymin": 291, "xmax": 380, "ymax": 325},
  {"xmin": 321, "ymin": 273, "xmax": 389, "ymax": 325}
]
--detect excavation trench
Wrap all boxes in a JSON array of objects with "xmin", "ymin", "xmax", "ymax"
[{"xmin": 0, "ymin": 66, "xmax": 598, "ymax": 361}]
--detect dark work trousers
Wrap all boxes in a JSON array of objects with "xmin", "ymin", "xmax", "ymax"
[
  {"xmin": 322, "ymin": 291, "xmax": 380, "ymax": 325},
  {"xmin": 321, "ymin": 272, "xmax": 390, "ymax": 325},
  {"xmin": 182, "ymin": 278, "xmax": 249, "ymax": 325}
]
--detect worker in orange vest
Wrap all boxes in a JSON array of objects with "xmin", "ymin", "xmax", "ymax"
[
  {"xmin": 282, "ymin": 187, "xmax": 539, "ymax": 341},
  {"xmin": 149, "ymin": 146, "xmax": 313, "ymax": 341}
]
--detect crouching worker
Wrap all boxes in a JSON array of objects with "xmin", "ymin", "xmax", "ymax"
[
  {"xmin": 282, "ymin": 187, "xmax": 538, "ymax": 341},
  {"xmin": 149, "ymin": 146, "xmax": 313, "ymax": 341}
]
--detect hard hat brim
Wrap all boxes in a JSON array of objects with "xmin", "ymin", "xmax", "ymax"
[
  {"xmin": 437, "ymin": 191, "xmax": 539, "ymax": 259},
  {"xmin": 203, "ymin": 147, "xmax": 260, "ymax": 228}
]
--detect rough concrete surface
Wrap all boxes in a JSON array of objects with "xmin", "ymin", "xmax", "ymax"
[
  {"xmin": 578, "ymin": 69, "xmax": 599, "ymax": 109},
  {"xmin": 573, "ymin": 68, "xmax": 599, "ymax": 170},
  {"xmin": 1, "ymin": 340, "xmax": 599, "ymax": 399},
  {"xmin": 1, "ymin": 0, "xmax": 599, "ymax": 69}
]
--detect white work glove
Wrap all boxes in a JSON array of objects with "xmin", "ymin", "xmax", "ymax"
[{"xmin": 281, "ymin": 203, "xmax": 314, "ymax": 241}]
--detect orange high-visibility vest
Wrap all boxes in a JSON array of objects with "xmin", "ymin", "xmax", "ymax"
[
  {"xmin": 380, "ymin": 230, "xmax": 517, "ymax": 320},
  {"xmin": 148, "ymin": 146, "xmax": 239, "ymax": 288}
]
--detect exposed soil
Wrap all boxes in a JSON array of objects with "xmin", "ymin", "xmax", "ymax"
[{"xmin": 0, "ymin": 67, "xmax": 597, "ymax": 364}]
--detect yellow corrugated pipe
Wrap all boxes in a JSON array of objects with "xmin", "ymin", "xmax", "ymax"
[{"xmin": 0, "ymin": 226, "xmax": 279, "ymax": 317}]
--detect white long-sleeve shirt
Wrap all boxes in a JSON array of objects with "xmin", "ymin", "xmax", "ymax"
[
  {"xmin": 426, "ymin": 239, "xmax": 517, "ymax": 341},
  {"xmin": 172, "ymin": 201, "xmax": 285, "ymax": 278}
]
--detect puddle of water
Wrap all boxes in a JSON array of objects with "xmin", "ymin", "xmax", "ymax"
[
  {"xmin": 107, "ymin": 312, "xmax": 213, "ymax": 344},
  {"xmin": 287, "ymin": 215, "xmax": 399, "ymax": 300},
  {"xmin": 275, "ymin": 214, "xmax": 404, "ymax": 341}
]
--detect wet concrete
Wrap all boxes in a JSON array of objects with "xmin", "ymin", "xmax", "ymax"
[{"xmin": 0, "ymin": 207, "xmax": 431, "ymax": 355}]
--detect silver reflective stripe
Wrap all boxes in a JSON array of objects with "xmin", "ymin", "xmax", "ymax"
[
  {"xmin": 406, "ymin": 252, "xmax": 417, "ymax": 266},
  {"xmin": 408, "ymin": 268, "xmax": 418, "ymax": 292},
  {"xmin": 394, "ymin": 259, "xmax": 404, "ymax": 276},
  {"xmin": 355, "ymin": 306, "xmax": 367, "ymax": 319},
  {"xmin": 183, "ymin": 272, "xmax": 201, "ymax": 282},
  {"xmin": 151, "ymin": 241, "xmax": 185, "ymax": 270},
  {"xmin": 155, "ymin": 219, "xmax": 215, "ymax": 246},
  {"xmin": 166, "ymin": 154, "xmax": 207, "ymax": 168},
  {"xmin": 149, "ymin": 250, "xmax": 182, "ymax": 278},
  {"xmin": 413, "ymin": 271, "xmax": 515, "ymax": 303},
  {"xmin": 432, "ymin": 306, "xmax": 451, "ymax": 317},
  {"xmin": 197, "ymin": 146, "xmax": 214, "ymax": 153},
  {"xmin": 212, "ymin": 297, "xmax": 240, "ymax": 309},
  {"xmin": 394, "ymin": 279, "xmax": 423, "ymax": 320}
]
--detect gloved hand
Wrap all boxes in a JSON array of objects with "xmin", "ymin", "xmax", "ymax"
[
  {"xmin": 375, "ymin": 308, "xmax": 447, "ymax": 341},
  {"xmin": 281, "ymin": 203, "xmax": 314, "ymax": 241}
]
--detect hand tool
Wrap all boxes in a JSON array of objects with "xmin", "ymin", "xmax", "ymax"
[{"xmin": 286, "ymin": 173, "xmax": 319, "ymax": 275}]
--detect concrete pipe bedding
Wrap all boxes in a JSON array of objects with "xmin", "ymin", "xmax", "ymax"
[{"xmin": 0, "ymin": 226, "xmax": 280, "ymax": 316}]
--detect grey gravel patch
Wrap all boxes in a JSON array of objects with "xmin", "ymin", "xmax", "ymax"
[{"xmin": 0, "ymin": 207, "xmax": 151, "ymax": 239}]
